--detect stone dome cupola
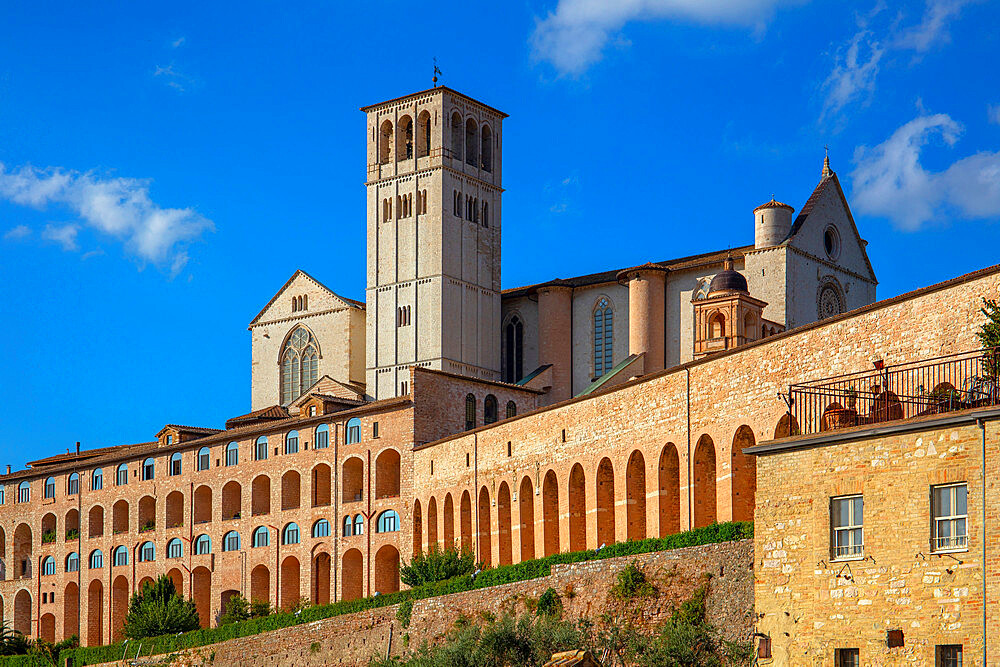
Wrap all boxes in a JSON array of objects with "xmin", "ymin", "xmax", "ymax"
[
  {"xmin": 708, "ymin": 255, "xmax": 748, "ymax": 296},
  {"xmin": 753, "ymin": 197, "xmax": 794, "ymax": 249}
]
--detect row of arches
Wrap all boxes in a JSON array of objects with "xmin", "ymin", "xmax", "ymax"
[
  {"xmin": 3, "ymin": 544, "xmax": 397, "ymax": 645},
  {"xmin": 413, "ymin": 427, "xmax": 757, "ymax": 564}
]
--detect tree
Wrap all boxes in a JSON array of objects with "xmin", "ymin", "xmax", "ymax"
[
  {"xmin": 122, "ymin": 575, "xmax": 201, "ymax": 639},
  {"xmin": 218, "ymin": 593, "xmax": 250, "ymax": 626},
  {"xmin": 0, "ymin": 620, "xmax": 30, "ymax": 656},
  {"xmin": 400, "ymin": 544, "xmax": 480, "ymax": 587},
  {"xmin": 979, "ymin": 299, "xmax": 1000, "ymax": 376}
]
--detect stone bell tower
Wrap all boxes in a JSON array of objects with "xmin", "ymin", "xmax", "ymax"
[{"xmin": 361, "ymin": 86, "xmax": 507, "ymax": 400}]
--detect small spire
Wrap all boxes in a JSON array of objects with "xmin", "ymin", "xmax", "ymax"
[
  {"xmin": 432, "ymin": 57, "xmax": 442, "ymax": 87},
  {"xmin": 723, "ymin": 251, "xmax": 734, "ymax": 272},
  {"xmin": 822, "ymin": 145, "xmax": 832, "ymax": 178}
]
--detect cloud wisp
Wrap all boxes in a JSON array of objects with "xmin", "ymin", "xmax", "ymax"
[
  {"xmin": 0, "ymin": 163, "xmax": 213, "ymax": 275},
  {"xmin": 821, "ymin": 0, "xmax": 976, "ymax": 119},
  {"xmin": 531, "ymin": 0, "xmax": 805, "ymax": 76},
  {"xmin": 3, "ymin": 224, "xmax": 31, "ymax": 240},
  {"xmin": 851, "ymin": 113, "xmax": 1000, "ymax": 230}
]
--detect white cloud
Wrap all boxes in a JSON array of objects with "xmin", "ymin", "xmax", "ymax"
[
  {"xmin": 0, "ymin": 163, "xmax": 213, "ymax": 275},
  {"xmin": 821, "ymin": 30, "xmax": 884, "ymax": 119},
  {"xmin": 154, "ymin": 63, "xmax": 192, "ymax": 92},
  {"xmin": 531, "ymin": 0, "xmax": 805, "ymax": 75},
  {"xmin": 3, "ymin": 224, "xmax": 31, "ymax": 240},
  {"xmin": 851, "ymin": 113, "xmax": 1000, "ymax": 229},
  {"xmin": 821, "ymin": 0, "xmax": 976, "ymax": 118},
  {"xmin": 42, "ymin": 223, "xmax": 80, "ymax": 251},
  {"xmin": 893, "ymin": 0, "xmax": 973, "ymax": 52}
]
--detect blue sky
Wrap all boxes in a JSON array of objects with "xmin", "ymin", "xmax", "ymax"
[{"xmin": 1, "ymin": 0, "xmax": 998, "ymax": 470}]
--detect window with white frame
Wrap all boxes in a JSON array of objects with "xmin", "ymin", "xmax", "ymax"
[
  {"xmin": 255, "ymin": 436, "xmax": 268, "ymax": 461},
  {"xmin": 285, "ymin": 430, "xmax": 299, "ymax": 455},
  {"xmin": 932, "ymin": 483, "xmax": 968, "ymax": 552},
  {"xmin": 226, "ymin": 442, "xmax": 239, "ymax": 467},
  {"xmin": 197, "ymin": 447, "xmax": 210, "ymax": 471},
  {"xmin": 831, "ymin": 495, "xmax": 864, "ymax": 559},
  {"xmin": 18, "ymin": 481, "xmax": 30, "ymax": 503},
  {"xmin": 315, "ymin": 424, "xmax": 329, "ymax": 449}
]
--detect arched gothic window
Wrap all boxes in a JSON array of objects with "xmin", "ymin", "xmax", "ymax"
[
  {"xmin": 280, "ymin": 326, "xmax": 319, "ymax": 405},
  {"xmin": 484, "ymin": 395, "xmax": 498, "ymax": 425},
  {"xmin": 465, "ymin": 393, "xmax": 476, "ymax": 431},
  {"xmin": 594, "ymin": 298, "xmax": 614, "ymax": 378},
  {"xmin": 417, "ymin": 111, "xmax": 431, "ymax": 158},
  {"xmin": 506, "ymin": 400, "xmax": 517, "ymax": 419},
  {"xmin": 503, "ymin": 315, "xmax": 523, "ymax": 383}
]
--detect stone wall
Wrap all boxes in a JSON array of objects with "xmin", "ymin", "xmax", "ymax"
[
  {"xmin": 109, "ymin": 539, "xmax": 751, "ymax": 667},
  {"xmin": 754, "ymin": 416, "xmax": 998, "ymax": 664}
]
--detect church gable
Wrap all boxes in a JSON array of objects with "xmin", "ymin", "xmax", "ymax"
[
  {"xmin": 249, "ymin": 270, "xmax": 362, "ymax": 328},
  {"xmin": 787, "ymin": 173, "xmax": 876, "ymax": 283}
]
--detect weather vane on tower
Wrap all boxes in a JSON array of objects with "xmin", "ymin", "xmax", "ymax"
[{"xmin": 433, "ymin": 58, "xmax": 442, "ymax": 87}]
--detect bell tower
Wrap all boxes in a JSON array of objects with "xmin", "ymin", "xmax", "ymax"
[{"xmin": 362, "ymin": 86, "xmax": 506, "ymax": 400}]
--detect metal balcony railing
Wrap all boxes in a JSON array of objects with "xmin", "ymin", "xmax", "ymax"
[{"xmin": 787, "ymin": 347, "xmax": 1000, "ymax": 436}]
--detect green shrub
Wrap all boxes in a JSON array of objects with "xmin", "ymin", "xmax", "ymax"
[
  {"xmin": 65, "ymin": 528, "xmax": 80, "ymax": 541},
  {"xmin": 535, "ymin": 588, "xmax": 561, "ymax": 617},
  {"xmin": 218, "ymin": 594, "xmax": 250, "ymax": 626},
  {"xmin": 611, "ymin": 561, "xmax": 655, "ymax": 600},
  {"xmin": 122, "ymin": 575, "xmax": 201, "ymax": 639},
  {"xmin": 249, "ymin": 600, "xmax": 272, "ymax": 618},
  {"xmin": 396, "ymin": 599, "xmax": 414, "ymax": 628},
  {"xmin": 139, "ymin": 520, "xmax": 155, "ymax": 533},
  {"xmin": 41, "ymin": 530, "xmax": 56, "ymax": 544},
  {"xmin": 310, "ymin": 641, "xmax": 321, "ymax": 654},
  {"xmin": 0, "ymin": 621, "xmax": 31, "ymax": 656},
  {"xmin": 400, "ymin": 544, "xmax": 479, "ymax": 587}
]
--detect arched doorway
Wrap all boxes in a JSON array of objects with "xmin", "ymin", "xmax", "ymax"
[
  {"xmin": 312, "ymin": 464, "xmax": 332, "ymax": 507},
  {"xmin": 192, "ymin": 566, "xmax": 212, "ymax": 628},
  {"xmin": 13, "ymin": 589, "xmax": 31, "ymax": 636},
  {"xmin": 443, "ymin": 493, "xmax": 455, "ymax": 549},
  {"xmin": 64, "ymin": 581, "xmax": 80, "ymax": 640},
  {"xmin": 374, "ymin": 545, "xmax": 400, "ymax": 595},
  {"xmin": 341, "ymin": 549, "xmax": 363, "ymax": 602},
  {"xmin": 497, "ymin": 482, "xmax": 512, "ymax": 566},
  {"xmin": 542, "ymin": 470, "xmax": 559, "ymax": 556},
  {"xmin": 731, "ymin": 426, "xmax": 756, "ymax": 522},
  {"xmin": 478, "ymin": 487, "xmax": 491, "ymax": 566},
  {"xmin": 519, "ymin": 476, "xmax": 535, "ymax": 562},
  {"xmin": 427, "ymin": 497, "xmax": 439, "ymax": 550},
  {"xmin": 596, "ymin": 458, "xmax": 615, "ymax": 546},
  {"xmin": 626, "ymin": 451, "xmax": 646, "ymax": 541},
  {"xmin": 250, "ymin": 565, "xmax": 270, "ymax": 605},
  {"xmin": 280, "ymin": 556, "xmax": 300, "ymax": 610},
  {"xmin": 87, "ymin": 580, "xmax": 103, "ymax": 646},
  {"xmin": 40, "ymin": 613, "xmax": 55, "ymax": 642},
  {"xmin": 658, "ymin": 443, "xmax": 680, "ymax": 537},
  {"xmin": 693, "ymin": 435, "xmax": 717, "ymax": 528},
  {"xmin": 568, "ymin": 464, "xmax": 586, "ymax": 551},
  {"xmin": 167, "ymin": 567, "xmax": 184, "ymax": 597},
  {"xmin": 312, "ymin": 552, "xmax": 331, "ymax": 605},
  {"xmin": 412, "ymin": 499, "xmax": 423, "ymax": 556},
  {"xmin": 111, "ymin": 575, "xmax": 129, "ymax": 640},
  {"xmin": 460, "ymin": 491, "xmax": 473, "ymax": 551}
]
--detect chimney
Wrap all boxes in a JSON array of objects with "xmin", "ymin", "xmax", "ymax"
[{"xmin": 5, "ymin": 465, "xmax": 10, "ymax": 475}]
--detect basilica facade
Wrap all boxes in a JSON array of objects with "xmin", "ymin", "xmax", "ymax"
[{"xmin": 0, "ymin": 84, "xmax": 940, "ymax": 650}]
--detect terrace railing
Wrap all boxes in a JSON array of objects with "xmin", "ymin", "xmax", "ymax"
[{"xmin": 787, "ymin": 347, "xmax": 1000, "ymax": 437}]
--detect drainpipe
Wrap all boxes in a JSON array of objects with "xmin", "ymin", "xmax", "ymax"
[
  {"xmin": 366, "ymin": 448, "xmax": 372, "ymax": 597},
  {"xmin": 36, "ymin": 554, "xmax": 42, "ymax": 638},
  {"xmin": 268, "ymin": 524, "xmax": 279, "ymax": 609},
  {"xmin": 76, "ymin": 442, "xmax": 82, "ymax": 638},
  {"xmin": 686, "ymin": 367, "xmax": 692, "ymax": 529},
  {"xmin": 978, "ymin": 418, "xmax": 987, "ymax": 664},
  {"xmin": 474, "ymin": 432, "xmax": 479, "ymax": 562},
  {"xmin": 333, "ymin": 421, "xmax": 340, "ymax": 602}
]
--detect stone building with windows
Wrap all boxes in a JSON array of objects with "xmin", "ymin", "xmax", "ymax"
[{"xmin": 0, "ymin": 84, "xmax": 995, "ymax": 657}]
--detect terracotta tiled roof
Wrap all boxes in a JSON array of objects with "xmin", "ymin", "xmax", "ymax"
[
  {"xmin": 503, "ymin": 246, "xmax": 754, "ymax": 299},
  {"xmin": 156, "ymin": 424, "xmax": 223, "ymax": 436},
  {"xmin": 753, "ymin": 197, "xmax": 794, "ymax": 212},
  {"xmin": 26, "ymin": 443, "xmax": 147, "ymax": 468},
  {"xmin": 310, "ymin": 394, "xmax": 366, "ymax": 405},
  {"xmin": 224, "ymin": 405, "xmax": 290, "ymax": 430}
]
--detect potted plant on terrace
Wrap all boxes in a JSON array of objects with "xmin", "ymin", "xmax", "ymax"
[{"xmin": 821, "ymin": 388, "xmax": 858, "ymax": 431}]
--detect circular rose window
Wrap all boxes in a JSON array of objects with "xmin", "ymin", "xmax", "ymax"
[{"xmin": 819, "ymin": 285, "xmax": 842, "ymax": 318}]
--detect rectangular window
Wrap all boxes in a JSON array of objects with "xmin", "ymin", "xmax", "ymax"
[
  {"xmin": 835, "ymin": 649, "xmax": 859, "ymax": 667},
  {"xmin": 255, "ymin": 440, "xmax": 268, "ymax": 461},
  {"xmin": 315, "ymin": 429, "xmax": 329, "ymax": 449},
  {"xmin": 831, "ymin": 495, "xmax": 864, "ymax": 560},
  {"xmin": 373, "ymin": 422, "xmax": 379, "ymax": 439},
  {"xmin": 285, "ymin": 434, "xmax": 299, "ymax": 455},
  {"xmin": 170, "ymin": 457, "xmax": 181, "ymax": 476},
  {"xmin": 166, "ymin": 435, "xmax": 173, "ymax": 444},
  {"xmin": 932, "ymin": 483, "xmax": 968, "ymax": 552},
  {"xmin": 67, "ymin": 476, "xmax": 79, "ymax": 495},
  {"xmin": 936, "ymin": 645, "xmax": 962, "ymax": 667}
]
